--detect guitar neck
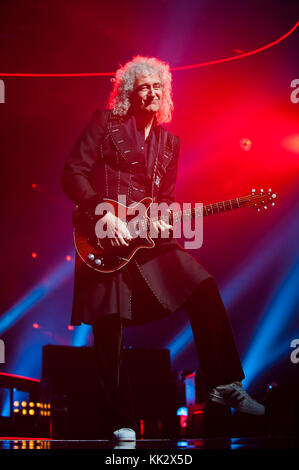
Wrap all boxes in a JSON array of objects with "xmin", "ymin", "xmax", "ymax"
[
  {"xmin": 149, "ymin": 195, "xmax": 252, "ymax": 226},
  {"xmin": 202, "ymin": 196, "xmax": 250, "ymax": 216}
]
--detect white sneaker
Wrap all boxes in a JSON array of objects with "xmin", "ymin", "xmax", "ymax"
[
  {"xmin": 112, "ymin": 428, "xmax": 136, "ymax": 441},
  {"xmin": 207, "ymin": 381, "xmax": 265, "ymax": 415}
]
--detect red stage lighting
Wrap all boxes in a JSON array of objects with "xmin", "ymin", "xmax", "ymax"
[
  {"xmin": 281, "ymin": 134, "xmax": 299, "ymax": 154},
  {"xmin": 140, "ymin": 419, "xmax": 144, "ymax": 438},
  {"xmin": 31, "ymin": 252, "xmax": 38, "ymax": 259},
  {"xmin": 180, "ymin": 415, "xmax": 188, "ymax": 428}
]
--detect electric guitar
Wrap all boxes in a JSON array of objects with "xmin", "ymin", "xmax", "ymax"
[{"xmin": 73, "ymin": 188, "xmax": 277, "ymax": 273}]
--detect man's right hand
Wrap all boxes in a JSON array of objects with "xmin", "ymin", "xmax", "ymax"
[{"xmin": 96, "ymin": 212, "xmax": 133, "ymax": 247}]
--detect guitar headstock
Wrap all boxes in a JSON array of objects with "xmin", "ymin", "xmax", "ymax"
[{"xmin": 247, "ymin": 188, "xmax": 277, "ymax": 212}]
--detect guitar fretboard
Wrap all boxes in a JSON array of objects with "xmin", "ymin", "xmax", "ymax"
[{"xmin": 148, "ymin": 196, "xmax": 251, "ymax": 226}]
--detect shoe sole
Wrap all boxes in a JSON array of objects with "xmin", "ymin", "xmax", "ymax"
[{"xmin": 207, "ymin": 393, "xmax": 265, "ymax": 415}]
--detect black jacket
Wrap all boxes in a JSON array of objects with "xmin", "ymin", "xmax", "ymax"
[{"xmin": 61, "ymin": 109, "xmax": 211, "ymax": 326}]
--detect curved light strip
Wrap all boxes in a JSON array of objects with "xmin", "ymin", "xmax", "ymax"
[
  {"xmin": 171, "ymin": 21, "xmax": 299, "ymax": 71},
  {"xmin": 0, "ymin": 22, "xmax": 298, "ymax": 77}
]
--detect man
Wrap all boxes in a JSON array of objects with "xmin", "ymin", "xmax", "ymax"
[{"xmin": 61, "ymin": 55, "xmax": 265, "ymax": 442}]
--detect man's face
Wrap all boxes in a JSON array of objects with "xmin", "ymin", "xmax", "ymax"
[{"xmin": 131, "ymin": 72, "xmax": 163, "ymax": 115}]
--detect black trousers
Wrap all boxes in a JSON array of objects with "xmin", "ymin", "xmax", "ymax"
[{"xmin": 92, "ymin": 277, "xmax": 245, "ymax": 434}]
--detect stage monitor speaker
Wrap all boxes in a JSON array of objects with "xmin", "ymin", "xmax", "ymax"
[{"xmin": 40, "ymin": 345, "xmax": 177, "ymax": 439}]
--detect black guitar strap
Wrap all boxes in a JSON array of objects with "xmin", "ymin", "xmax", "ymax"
[{"xmin": 151, "ymin": 129, "xmax": 175, "ymax": 202}]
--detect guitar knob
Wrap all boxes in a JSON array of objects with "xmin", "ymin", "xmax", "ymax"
[
  {"xmin": 94, "ymin": 259, "xmax": 102, "ymax": 266},
  {"xmin": 87, "ymin": 253, "xmax": 95, "ymax": 261},
  {"xmin": 272, "ymin": 202, "xmax": 275, "ymax": 206},
  {"xmin": 264, "ymin": 205, "xmax": 268, "ymax": 209}
]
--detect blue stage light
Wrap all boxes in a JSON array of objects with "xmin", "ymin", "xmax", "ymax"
[
  {"xmin": 221, "ymin": 209, "xmax": 298, "ymax": 310},
  {"xmin": 166, "ymin": 206, "xmax": 298, "ymax": 364},
  {"xmin": 0, "ymin": 260, "xmax": 73, "ymax": 335},
  {"xmin": 177, "ymin": 441, "xmax": 189, "ymax": 447},
  {"xmin": 166, "ymin": 324, "xmax": 193, "ymax": 360},
  {"xmin": 72, "ymin": 324, "xmax": 92, "ymax": 347},
  {"xmin": 176, "ymin": 407, "xmax": 188, "ymax": 416},
  {"xmin": 243, "ymin": 258, "xmax": 299, "ymax": 389}
]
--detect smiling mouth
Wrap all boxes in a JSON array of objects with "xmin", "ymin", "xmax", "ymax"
[{"xmin": 144, "ymin": 99, "xmax": 159, "ymax": 107}]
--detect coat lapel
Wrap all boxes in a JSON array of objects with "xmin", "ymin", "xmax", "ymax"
[
  {"xmin": 107, "ymin": 111, "xmax": 175, "ymax": 199},
  {"xmin": 107, "ymin": 116, "xmax": 144, "ymax": 168}
]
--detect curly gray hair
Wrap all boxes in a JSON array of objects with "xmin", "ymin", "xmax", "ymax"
[{"xmin": 107, "ymin": 55, "xmax": 174, "ymax": 125}]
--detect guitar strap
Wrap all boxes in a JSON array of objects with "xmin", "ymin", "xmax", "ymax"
[{"xmin": 151, "ymin": 129, "xmax": 175, "ymax": 202}]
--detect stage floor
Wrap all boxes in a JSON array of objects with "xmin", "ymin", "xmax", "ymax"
[{"xmin": 0, "ymin": 436, "xmax": 298, "ymax": 450}]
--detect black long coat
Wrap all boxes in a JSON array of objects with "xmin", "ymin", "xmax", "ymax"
[{"xmin": 61, "ymin": 109, "xmax": 211, "ymax": 326}]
